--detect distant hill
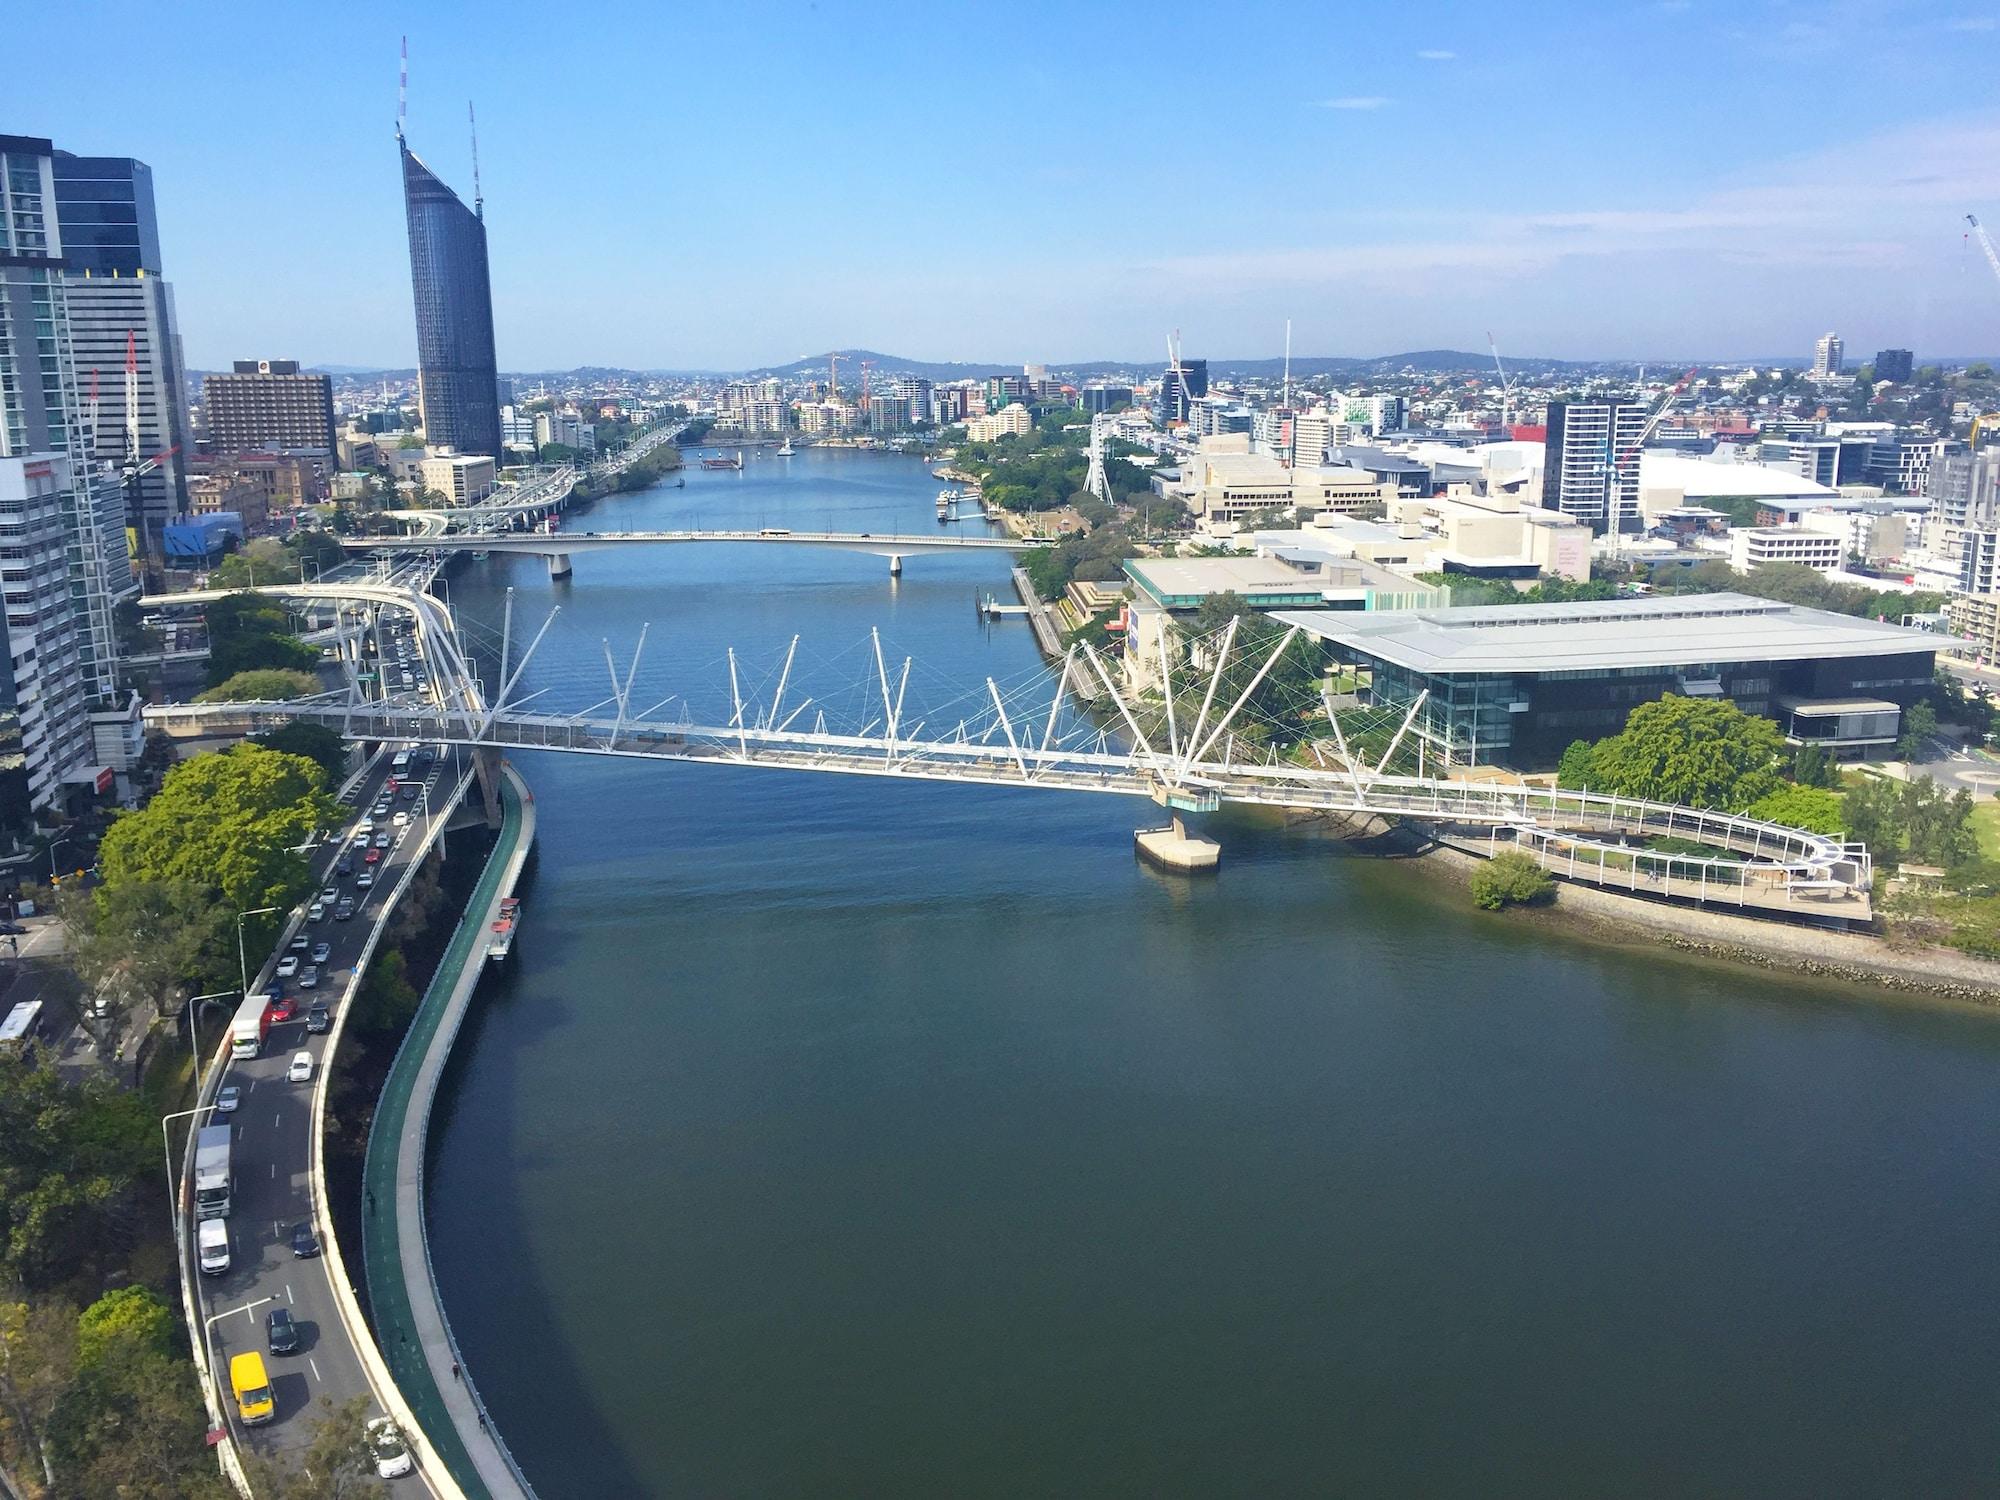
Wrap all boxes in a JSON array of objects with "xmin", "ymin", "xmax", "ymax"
[{"xmin": 741, "ymin": 349, "xmax": 1021, "ymax": 382}]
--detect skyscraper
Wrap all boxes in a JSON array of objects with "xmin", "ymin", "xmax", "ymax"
[
  {"xmin": 1541, "ymin": 399, "xmax": 1648, "ymax": 534},
  {"xmin": 1812, "ymin": 332, "xmax": 1843, "ymax": 378},
  {"xmin": 52, "ymin": 150, "xmax": 192, "ymax": 558},
  {"xmin": 399, "ymin": 129, "xmax": 501, "ymax": 459},
  {"xmin": 1157, "ymin": 356, "xmax": 1208, "ymax": 425},
  {"xmin": 0, "ymin": 135, "xmax": 136, "ymax": 809}
]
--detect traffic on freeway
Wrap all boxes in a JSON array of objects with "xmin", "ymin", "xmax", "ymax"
[{"xmin": 184, "ymin": 607, "xmax": 460, "ymax": 1482}]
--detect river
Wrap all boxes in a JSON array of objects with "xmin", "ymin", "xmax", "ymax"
[{"xmin": 424, "ymin": 447, "xmax": 2000, "ymax": 1498}]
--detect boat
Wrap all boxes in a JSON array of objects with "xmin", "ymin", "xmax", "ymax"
[
  {"xmin": 486, "ymin": 897, "xmax": 520, "ymax": 962},
  {"xmin": 777, "ymin": 438, "xmax": 795, "ymax": 456},
  {"xmin": 700, "ymin": 451, "xmax": 745, "ymax": 471}
]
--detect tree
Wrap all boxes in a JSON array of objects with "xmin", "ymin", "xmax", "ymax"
[
  {"xmin": 256, "ymin": 721, "xmax": 349, "ymax": 784},
  {"xmin": 57, "ymin": 877, "xmax": 232, "ymax": 1045},
  {"xmin": 1470, "ymin": 851, "xmax": 1555, "ymax": 910},
  {"xmin": 196, "ymin": 667, "xmax": 320, "ymax": 703},
  {"xmin": 1897, "ymin": 700, "xmax": 1938, "ymax": 762},
  {"xmin": 1585, "ymin": 695, "xmax": 1787, "ymax": 811},
  {"xmin": 247, "ymin": 1396, "xmax": 388, "ymax": 1500},
  {"xmin": 99, "ymin": 743, "xmax": 337, "ymax": 920},
  {"xmin": 77, "ymin": 1286, "xmax": 176, "ymax": 1368},
  {"xmin": 1556, "ymin": 739, "xmax": 1598, "ymax": 790},
  {"xmin": 0, "ymin": 1297, "xmax": 78, "ymax": 1489},
  {"xmin": 47, "ymin": 1339, "xmax": 231, "ymax": 1500},
  {"xmin": 1791, "ymin": 741, "xmax": 1842, "ymax": 789},
  {"xmin": 205, "ymin": 592, "xmax": 318, "ymax": 685},
  {"xmin": 1745, "ymin": 784, "xmax": 1846, "ymax": 835}
]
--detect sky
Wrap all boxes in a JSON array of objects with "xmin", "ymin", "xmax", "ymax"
[{"xmin": 15, "ymin": 0, "xmax": 2000, "ymax": 371}]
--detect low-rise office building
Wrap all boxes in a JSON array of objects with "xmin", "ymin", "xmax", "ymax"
[
  {"xmin": 1947, "ymin": 591, "xmax": 2000, "ymax": 662},
  {"xmin": 1124, "ymin": 553, "xmax": 1444, "ymax": 616},
  {"xmin": 419, "ymin": 453, "xmax": 497, "ymax": 505},
  {"xmin": 1275, "ymin": 593, "xmax": 1935, "ymax": 769},
  {"xmin": 1729, "ymin": 525, "xmax": 1845, "ymax": 576}
]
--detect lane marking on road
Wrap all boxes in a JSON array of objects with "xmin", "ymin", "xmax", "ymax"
[
  {"xmin": 308, "ymin": 1356, "xmax": 321, "ymax": 1382},
  {"xmin": 270, "ymin": 1164, "xmax": 276, "ymax": 1178},
  {"xmin": 287, "ymin": 1283, "xmax": 294, "ymax": 1303}
]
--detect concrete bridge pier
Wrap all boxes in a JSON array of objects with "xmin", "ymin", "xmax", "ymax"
[
  {"xmin": 473, "ymin": 747, "xmax": 505, "ymax": 827},
  {"xmin": 888, "ymin": 554, "xmax": 903, "ymax": 578},
  {"xmin": 546, "ymin": 552, "xmax": 572, "ymax": 580}
]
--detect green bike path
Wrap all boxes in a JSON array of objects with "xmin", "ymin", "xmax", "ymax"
[{"xmin": 361, "ymin": 769, "xmax": 536, "ymax": 1499}]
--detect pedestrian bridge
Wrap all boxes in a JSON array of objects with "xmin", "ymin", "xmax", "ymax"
[{"xmin": 141, "ymin": 579, "xmax": 1874, "ymax": 924}]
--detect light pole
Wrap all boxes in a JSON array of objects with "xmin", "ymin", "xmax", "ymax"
[
  {"xmin": 45, "ymin": 833, "xmax": 74, "ymax": 885},
  {"xmin": 203, "ymin": 1294, "xmax": 273, "ymax": 1380},
  {"xmin": 161, "ymin": 1103, "xmax": 216, "ymax": 1246},
  {"xmin": 183, "ymin": 990, "xmax": 239, "ymax": 1091},
  {"xmin": 235, "ymin": 906, "xmax": 280, "ymax": 1000}
]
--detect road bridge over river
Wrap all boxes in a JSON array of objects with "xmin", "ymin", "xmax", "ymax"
[{"xmin": 340, "ymin": 528, "xmax": 1049, "ymax": 578}]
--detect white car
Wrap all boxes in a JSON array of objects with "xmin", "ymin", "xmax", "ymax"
[
  {"xmin": 366, "ymin": 1417, "xmax": 414, "ymax": 1479},
  {"xmin": 392, "ymin": 811, "xmax": 411, "ymax": 828},
  {"xmin": 215, "ymin": 1084, "xmax": 241, "ymax": 1113},
  {"xmin": 356, "ymin": 819, "xmax": 376, "ymax": 836},
  {"xmin": 307, "ymin": 901, "xmax": 327, "ymax": 923},
  {"xmin": 287, "ymin": 1051, "xmax": 314, "ymax": 1083},
  {"xmin": 275, "ymin": 955, "xmax": 299, "ymax": 979}
]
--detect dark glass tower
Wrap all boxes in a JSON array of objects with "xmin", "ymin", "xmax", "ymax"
[{"xmin": 399, "ymin": 136, "xmax": 500, "ymax": 459}]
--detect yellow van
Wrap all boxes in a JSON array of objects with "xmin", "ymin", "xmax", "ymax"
[{"xmin": 229, "ymin": 1351, "xmax": 275, "ymax": 1426}]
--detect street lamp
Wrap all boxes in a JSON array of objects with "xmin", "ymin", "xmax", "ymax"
[
  {"xmin": 183, "ymin": 990, "xmax": 239, "ymax": 1092},
  {"xmin": 161, "ymin": 1103, "xmax": 216, "ymax": 1246},
  {"xmin": 235, "ymin": 906, "xmax": 281, "ymax": 999},
  {"xmin": 45, "ymin": 833, "xmax": 75, "ymax": 885},
  {"xmin": 203, "ymin": 1294, "xmax": 274, "ymax": 1379}
]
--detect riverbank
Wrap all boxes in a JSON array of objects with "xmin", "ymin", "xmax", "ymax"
[{"xmin": 1418, "ymin": 840, "xmax": 2000, "ymax": 1006}]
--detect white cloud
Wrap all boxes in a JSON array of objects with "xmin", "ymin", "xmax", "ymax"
[
  {"xmin": 1139, "ymin": 115, "xmax": 2000, "ymax": 290},
  {"xmin": 1319, "ymin": 96, "xmax": 1389, "ymax": 110},
  {"xmin": 1415, "ymin": 48, "xmax": 1456, "ymax": 59}
]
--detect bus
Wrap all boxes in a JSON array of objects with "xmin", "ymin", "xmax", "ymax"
[
  {"xmin": 228, "ymin": 1352, "xmax": 275, "ymax": 1426},
  {"xmin": 390, "ymin": 749, "xmax": 412, "ymax": 776},
  {"xmin": 0, "ymin": 1000, "xmax": 40, "ymax": 1049}
]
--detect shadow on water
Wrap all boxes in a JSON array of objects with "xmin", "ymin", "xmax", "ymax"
[{"xmin": 425, "ymin": 923, "xmax": 652, "ymax": 1498}]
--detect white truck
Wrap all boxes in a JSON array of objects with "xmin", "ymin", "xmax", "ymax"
[{"xmin": 193, "ymin": 1123, "xmax": 231, "ymax": 1220}]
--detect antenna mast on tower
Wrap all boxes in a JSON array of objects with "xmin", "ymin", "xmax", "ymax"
[
  {"xmin": 397, "ymin": 37, "xmax": 408, "ymax": 141},
  {"xmin": 469, "ymin": 100, "xmax": 483, "ymax": 217},
  {"xmin": 1283, "ymin": 318, "xmax": 1292, "ymax": 409}
]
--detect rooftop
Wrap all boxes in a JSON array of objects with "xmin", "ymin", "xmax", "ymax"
[{"xmin": 1272, "ymin": 593, "xmax": 1937, "ymax": 675}]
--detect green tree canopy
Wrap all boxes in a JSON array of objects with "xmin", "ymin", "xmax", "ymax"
[
  {"xmin": 1745, "ymin": 784, "xmax": 1847, "ymax": 835},
  {"xmin": 1471, "ymin": 850, "xmax": 1555, "ymax": 910},
  {"xmin": 1584, "ymin": 694, "xmax": 1787, "ymax": 811},
  {"xmin": 0, "ymin": 1058, "xmax": 152, "ymax": 1293},
  {"xmin": 196, "ymin": 668, "xmax": 320, "ymax": 703},
  {"xmin": 56, "ymin": 877, "xmax": 232, "ymax": 1039},
  {"xmin": 76, "ymin": 1287, "xmax": 176, "ymax": 1369},
  {"xmin": 255, "ymin": 720, "xmax": 349, "ymax": 784},
  {"xmin": 205, "ymin": 591, "xmax": 317, "ymax": 685},
  {"xmin": 99, "ymin": 744, "xmax": 336, "ymax": 917}
]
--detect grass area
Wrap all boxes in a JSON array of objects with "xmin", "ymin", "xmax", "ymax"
[{"xmin": 1973, "ymin": 799, "xmax": 2000, "ymax": 861}]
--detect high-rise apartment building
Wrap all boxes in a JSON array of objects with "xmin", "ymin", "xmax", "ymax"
[
  {"xmin": 1812, "ymin": 332, "xmax": 1843, "ymax": 378},
  {"xmin": 48, "ymin": 151, "xmax": 192, "ymax": 562},
  {"xmin": 202, "ymin": 360, "xmax": 336, "ymax": 456},
  {"xmin": 1872, "ymin": 348, "xmax": 1914, "ymax": 383},
  {"xmin": 0, "ymin": 135, "xmax": 137, "ymax": 808},
  {"xmin": 399, "ymin": 130, "xmax": 501, "ymax": 459},
  {"xmin": 1541, "ymin": 399, "xmax": 1648, "ymax": 533}
]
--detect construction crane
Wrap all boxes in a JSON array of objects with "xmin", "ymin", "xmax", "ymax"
[
  {"xmin": 1604, "ymin": 367, "xmax": 1698, "ymax": 542},
  {"xmin": 1968, "ymin": 214, "xmax": 2000, "ymax": 293},
  {"xmin": 1487, "ymin": 331, "xmax": 1516, "ymax": 431}
]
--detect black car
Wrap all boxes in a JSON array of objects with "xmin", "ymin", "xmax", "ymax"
[
  {"xmin": 266, "ymin": 1306, "xmax": 300, "ymax": 1355},
  {"xmin": 306, "ymin": 1002, "xmax": 331, "ymax": 1034},
  {"xmin": 291, "ymin": 1222, "xmax": 321, "ymax": 1258},
  {"xmin": 336, "ymin": 855, "xmax": 354, "ymax": 876}
]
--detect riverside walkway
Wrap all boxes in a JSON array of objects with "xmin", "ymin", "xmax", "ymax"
[{"xmin": 362, "ymin": 767, "xmax": 537, "ymax": 1500}]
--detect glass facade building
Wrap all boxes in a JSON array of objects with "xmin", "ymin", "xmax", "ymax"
[
  {"xmin": 400, "ymin": 138, "xmax": 500, "ymax": 460},
  {"xmin": 50, "ymin": 153, "xmax": 161, "ymax": 275}
]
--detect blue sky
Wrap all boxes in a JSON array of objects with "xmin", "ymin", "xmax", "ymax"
[{"xmin": 15, "ymin": 0, "xmax": 2000, "ymax": 370}]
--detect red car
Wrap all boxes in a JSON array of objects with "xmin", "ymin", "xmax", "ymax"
[
  {"xmin": 269, "ymin": 997, "xmax": 299, "ymax": 1023},
  {"xmin": 364, "ymin": 847, "xmax": 382, "ymax": 864}
]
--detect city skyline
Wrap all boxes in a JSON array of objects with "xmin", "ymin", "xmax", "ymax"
[{"xmin": 12, "ymin": 0, "xmax": 2000, "ymax": 370}]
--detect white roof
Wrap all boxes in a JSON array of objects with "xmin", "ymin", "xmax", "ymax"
[
  {"xmin": 1273, "ymin": 592, "xmax": 1935, "ymax": 675},
  {"xmin": 1639, "ymin": 451, "xmax": 1838, "ymax": 500}
]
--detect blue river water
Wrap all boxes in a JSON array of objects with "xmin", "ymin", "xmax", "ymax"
[{"xmin": 424, "ymin": 448, "xmax": 2000, "ymax": 1498}]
